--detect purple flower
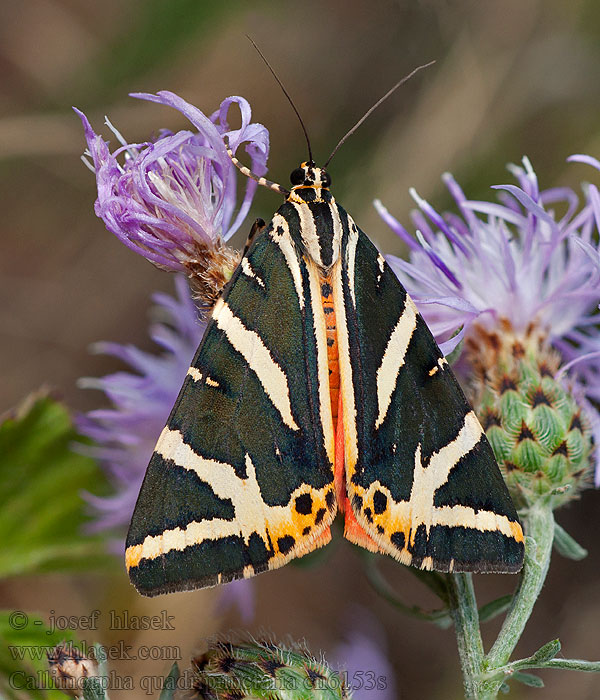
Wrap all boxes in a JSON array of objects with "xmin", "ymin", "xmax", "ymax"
[
  {"xmin": 77, "ymin": 276, "xmax": 203, "ymax": 536},
  {"xmin": 377, "ymin": 155, "xmax": 600, "ymax": 481},
  {"xmin": 332, "ymin": 607, "xmax": 397, "ymax": 699},
  {"xmin": 377, "ymin": 156, "xmax": 599, "ymax": 355},
  {"xmin": 75, "ymin": 92, "xmax": 269, "ymax": 271},
  {"xmin": 215, "ymin": 578, "xmax": 255, "ymax": 624}
]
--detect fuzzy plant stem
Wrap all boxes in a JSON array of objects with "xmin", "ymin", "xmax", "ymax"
[
  {"xmin": 482, "ymin": 502, "xmax": 555, "ymax": 694},
  {"xmin": 447, "ymin": 573, "xmax": 485, "ymax": 698},
  {"xmin": 447, "ymin": 502, "xmax": 555, "ymax": 699}
]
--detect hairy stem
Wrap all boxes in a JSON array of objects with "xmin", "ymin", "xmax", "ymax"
[
  {"xmin": 447, "ymin": 573, "xmax": 485, "ymax": 698},
  {"xmin": 480, "ymin": 502, "xmax": 555, "ymax": 696},
  {"xmin": 487, "ymin": 504, "xmax": 554, "ymax": 668}
]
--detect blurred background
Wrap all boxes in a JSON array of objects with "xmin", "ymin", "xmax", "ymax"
[{"xmin": 1, "ymin": 1, "xmax": 599, "ymax": 698}]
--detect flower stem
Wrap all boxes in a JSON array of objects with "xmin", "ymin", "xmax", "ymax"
[
  {"xmin": 446, "ymin": 503, "xmax": 555, "ymax": 699},
  {"xmin": 486, "ymin": 503, "xmax": 554, "ymax": 670},
  {"xmin": 447, "ymin": 573, "xmax": 485, "ymax": 698},
  {"xmin": 364, "ymin": 555, "xmax": 452, "ymax": 627}
]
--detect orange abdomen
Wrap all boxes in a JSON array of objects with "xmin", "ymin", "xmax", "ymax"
[
  {"xmin": 319, "ymin": 273, "xmax": 340, "ymax": 424},
  {"xmin": 320, "ymin": 271, "xmax": 384, "ymax": 554}
]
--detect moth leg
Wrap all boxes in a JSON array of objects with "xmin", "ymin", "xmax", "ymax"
[{"xmin": 243, "ymin": 218, "xmax": 266, "ymax": 256}]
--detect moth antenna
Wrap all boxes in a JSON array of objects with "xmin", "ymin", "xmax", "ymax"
[
  {"xmin": 225, "ymin": 140, "xmax": 290, "ymax": 195},
  {"xmin": 324, "ymin": 60, "xmax": 435, "ymax": 168},
  {"xmin": 246, "ymin": 35, "xmax": 314, "ymax": 164}
]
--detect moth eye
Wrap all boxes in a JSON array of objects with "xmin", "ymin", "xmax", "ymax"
[
  {"xmin": 321, "ymin": 170, "xmax": 332, "ymax": 187},
  {"xmin": 290, "ymin": 167, "xmax": 305, "ymax": 185}
]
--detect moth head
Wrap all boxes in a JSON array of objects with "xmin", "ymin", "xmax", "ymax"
[{"xmin": 290, "ymin": 162, "xmax": 332, "ymax": 189}]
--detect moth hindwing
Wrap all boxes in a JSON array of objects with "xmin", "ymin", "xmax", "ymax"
[{"xmin": 126, "ymin": 162, "xmax": 524, "ymax": 596}]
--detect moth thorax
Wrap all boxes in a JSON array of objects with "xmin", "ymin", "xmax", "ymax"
[{"xmin": 290, "ymin": 162, "xmax": 331, "ymax": 188}]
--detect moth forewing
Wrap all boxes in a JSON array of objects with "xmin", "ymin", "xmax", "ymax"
[
  {"xmin": 335, "ymin": 213, "xmax": 524, "ymax": 573},
  {"xmin": 126, "ymin": 204, "xmax": 338, "ymax": 596}
]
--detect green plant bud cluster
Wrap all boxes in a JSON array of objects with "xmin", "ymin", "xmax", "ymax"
[
  {"xmin": 468, "ymin": 325, "xmax": 593, "ymax": 509},
  {"xmin": 192, "ymin": 639, "xmax": 352, "ymax": 700}
]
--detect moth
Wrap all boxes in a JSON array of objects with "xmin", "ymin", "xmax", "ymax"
[{"xmin": 125, "ymin": 63, "xmax": 524, "ymax": 597}]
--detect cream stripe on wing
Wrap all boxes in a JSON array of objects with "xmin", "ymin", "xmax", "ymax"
[
  {"xmin": 126, "ymin": 518, "xmax": 240, "ymax": 568},
  {"xmin": 430, "ymin": 505, "xmax": 522, "ymax": 539},
  {"xmin": 156, "ymin": 429, "xmax": 268, "ymax": 539},
  {"xmin": 358, "ymin": 479, "xmax": 522, "ymax": 543},
  {"xmin": 291, "ymin": 201, "xmax": 322, "ymax": 267},
  {"xmin": 328, "ymin": 202, "xmax": 343, "ymax": 267},
  {"xmin": 344, "ymin": 217, "xmax": 359, "ymax": 305},
  {"xmin": 241, "ymin": 257, "xmax": 265, "ymax": 288},
  {"xmin": 212, "ymin": 298, "xmax": 299, "ymax": 431},
  {"xmin": 270, "ymin": 214, "xmax": 304, "ymax": 310},
  {"xmin": 374, "ymin": 296, "xmax": 418, "ymax": 429},
  {"xmin": 406, "ymin": 412, "xmax": 484, "ymax": 543},
  {"xmin": 126, "ymin": 428, "xmax": 337, "ymax": 568},
  {"xmin": 425, "ymin": 411, "xmax": 484, "ymax": 491}
]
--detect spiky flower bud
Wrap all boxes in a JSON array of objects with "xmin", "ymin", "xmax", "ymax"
[
  {"xmin": 467, "ymin": 321, "xmax": 593, "ymax": 509},
  {"xmin": 192, "ymin": 639, "xmax": 352, "ymax": 700},
  {"xmin": 47, "ymin": 643, "xmax": 99, "ymax": 698}
]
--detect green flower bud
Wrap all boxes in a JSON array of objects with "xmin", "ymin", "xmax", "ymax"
[
  {"xmin": 192, "ymin": 639, "xmax": 352, "ymax": 699},
  {"xmin": 467, "ymin": 323, "xmax": 593, "ymax": 509}
]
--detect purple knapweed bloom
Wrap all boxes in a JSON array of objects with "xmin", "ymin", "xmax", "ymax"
[
  {"xmin": 376, "ymin": 156, "xmax": 599, "ymax": 356},
  {"xmin": 376, "ymin": 155, "xmax": 600, "ymax": 482},
  {"xmin": 332, "ymin": 607, "xmax": 397, "ymax": 699},
  {"xmin": 75, "ymin": 91, "xmax": 269, "ymax": 271},
  {"xmin": 77, "ymin": 276, "xmax": 203, "ymax": 535}
]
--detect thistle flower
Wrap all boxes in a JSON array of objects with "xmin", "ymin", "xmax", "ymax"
[
  {"xmin": 376, "ymin": 156, "xmax": 599, "ymax": 500},
  {"xmin": 76, "ymin": 91, "xmax": 269, "ymax": 306}
]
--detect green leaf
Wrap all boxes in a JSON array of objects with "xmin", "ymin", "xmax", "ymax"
[
  {"xmin": 553, "ymin": 522, "xmax": 588, "ymax": 560},
  {"xmin": 0, "ymin": 611, "xmax": 78, "ymax": 700},
  {"xmin": 478, "ymin": 595, "xmax": 513, "ymax": 623},
  {"xmin": 499, "ymin": 682, "xmax": 510, "ymax": 694},
  {"xmin": 542, "ymin": 658, "xmax": 600, "ymax": 672},
  {"xmin": 0, "ymin": 392, "xmax": 111, "ymax": 578},
  {"xmin": 531, "ymin": 639, "xmax": 561, "ymax": 664},
  {"xmin": 512, "ymin": 671, "xmax": 544, "ymax": 687},
  {"xmin": 82, "ymin": 677, "xmax": 107, "ymax": 700},
  {"xmin": 158, "ymin": 663, "xmax": 180, "ymax": 700}
]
